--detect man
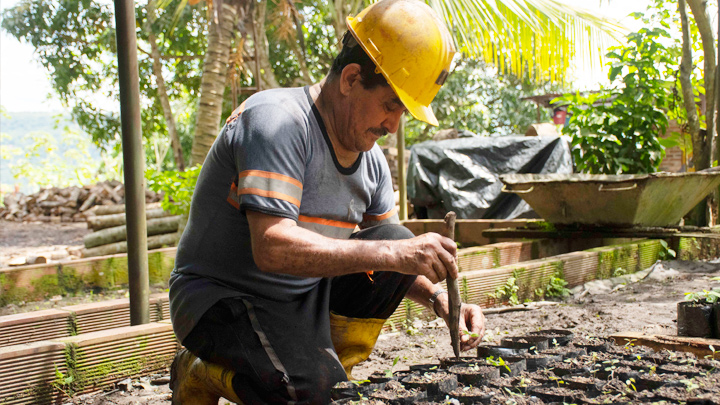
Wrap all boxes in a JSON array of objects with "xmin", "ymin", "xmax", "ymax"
[{"xmin": 169, "ymin": 0, "xmax": 486, "ymax": 403}]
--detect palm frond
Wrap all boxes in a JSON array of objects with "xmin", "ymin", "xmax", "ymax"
[{"xmin": 427, "ymin": 0, "xmax": 625, "ymax": 83}]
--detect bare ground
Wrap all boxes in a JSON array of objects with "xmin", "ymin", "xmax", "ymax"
[
  {"xmin": 2, "ymin": 220, "xmax": 720, "ymax": 404},
  {"xmin": 0, "ymin": 219, "xmax": 88, "ymax": 268},
  {"xmin": 63, "ymin": 259, "xmax": 720, "ymax": 404}
]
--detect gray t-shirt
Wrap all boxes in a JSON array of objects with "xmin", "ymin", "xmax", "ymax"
[{"xmin": 169, "ymin": 86, "xmax": 398, "ymax": 341}]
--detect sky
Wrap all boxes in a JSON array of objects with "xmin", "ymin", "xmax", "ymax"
[{"xmin": 0, "ymin": 0, "xmax": 658, "ymax": 114}]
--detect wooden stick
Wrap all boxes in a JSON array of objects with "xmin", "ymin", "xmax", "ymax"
[{"xmin": 443, "ymin": 211, "xmax": 461, "ymax": 359}]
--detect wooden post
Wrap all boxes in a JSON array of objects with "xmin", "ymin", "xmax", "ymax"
[
  {"xmin": 397, "ymin": 116, "xmax": 408, "ymax": 221},
  {"xmin": 114, "ymin": 0, "xmax": 150, "ymax": 325}
]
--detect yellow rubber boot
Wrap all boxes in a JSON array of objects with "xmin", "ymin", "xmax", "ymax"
[
  {"xmin": 329, "ymin": 313, "xmax": 385, "ymax": 379},
  {"xmin": 170, "ymin": 348, "xmax": 243, "ymax": 405}
]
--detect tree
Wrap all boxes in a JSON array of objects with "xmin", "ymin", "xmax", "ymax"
[
  {"xmin": 558, "ymin": 4, "xmax": 682, "ymax": 174},
  {"xmin": 685, "ymin": 0, "xmax": 716, "ymax": 225}
]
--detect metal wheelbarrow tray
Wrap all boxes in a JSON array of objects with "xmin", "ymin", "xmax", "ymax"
[{"xmin": 500, "ymin": 171, "xmax": 720, "ymax": 227}]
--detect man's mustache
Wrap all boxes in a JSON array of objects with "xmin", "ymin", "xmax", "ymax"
[{"xmin": 369, "ymin": 128, "xmax": 388, "ymax": 136}]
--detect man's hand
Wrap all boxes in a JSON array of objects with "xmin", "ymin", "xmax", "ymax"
[
  {"xmin": 394, "ymin": 233, "xmax": 457, "ymax": 284},
  {"xmin": 458, "ymin": 303, "xmax": 485, "ymax": 351}
]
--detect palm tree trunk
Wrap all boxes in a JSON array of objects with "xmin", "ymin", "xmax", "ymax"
[
  {"xmin": 688, "ymin": 0, "xmax": 717, "ymax": 225},
  {"xmin": 253, "ymin": 0, "xmax": 280, "ymax": 89},
  {"xmin": 149, "ymin": 32, "xmax": 185, "ymax": 171},
  {"xmin": 190, "ymin": 2, "xmax": 238, "ymax": 166},
  {"xmin": 687, "ymin": 0, "xmax": 716, "ymax": 159},
  {"xmin": 679, "ymin": 0, "xmax": 707, "ymax": 225}
]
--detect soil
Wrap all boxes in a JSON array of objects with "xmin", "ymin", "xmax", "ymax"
[
  {"xmin": 0, "ymin": 219, "xmax": 88, "ymax": 267},
  {"xmin": 2, "ymin": 221, "xmax": 720, "ymax": 404}
]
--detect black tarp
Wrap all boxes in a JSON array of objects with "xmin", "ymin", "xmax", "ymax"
[{"xmin": 407, "ymin": 136, "xmax": 573, "ymax": 219}]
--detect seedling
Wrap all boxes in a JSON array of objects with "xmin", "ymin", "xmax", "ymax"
[
  {"xmin": 603, "ymin": 359, "xmax": 620, "ymax": 379},
  {"xmin": 647, "ymin": 365, "xmax": 657, "ymax": 376},
  {"xmin": 680, "ymin": 379, "xmax": 699, "ymax": 393},
  {"xmin": 485, "ymin": 356, "xmax": 512, "ymax": 373},
  {"xmin": 625, "ymin": 377, "xmax": 637, "ymax": 392},
  {"xmin": 623, "ymin": 338, "xmax": 637, "ymax": 349},
  {"xmin": 705, "ymin": 345, "xmax": 718, "ymax": 361},
  {"xmin": 684, "ymin": 289, "xmax": 720, "ymax": 304},
  {"xmin": 463, "ymin": 330, "xmax": 479, "ymax": 338},
  {"xmin": 548, "ymin": 374, "xmax": 565, "ymax": 388},
  {"xmin": 383, "ymin": 356, "xmax": 400, "ymax": 378}
]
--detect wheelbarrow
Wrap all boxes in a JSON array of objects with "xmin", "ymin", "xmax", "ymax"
[{"xmin": 499, "ymin": 170, "xmax": 720, "ymax": 227}]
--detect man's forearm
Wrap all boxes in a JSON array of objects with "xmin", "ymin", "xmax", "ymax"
[{"xmin": 246, "ymin": 210, "xmax": 457, "ymax": 282}]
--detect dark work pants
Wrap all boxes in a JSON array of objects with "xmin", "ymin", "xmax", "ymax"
[{"xmin": 181, "ymin": 224, "xmax": 417, "ymax": 404}]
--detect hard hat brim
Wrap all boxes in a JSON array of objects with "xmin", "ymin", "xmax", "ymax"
[{"xmin": 390, "ymin": 82, "xmax": 439, "ymax": 127}]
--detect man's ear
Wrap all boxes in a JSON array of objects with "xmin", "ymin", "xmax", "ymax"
[{"xmin": 339, "ymin": 63, "xmax": 363, "ymax": 96}]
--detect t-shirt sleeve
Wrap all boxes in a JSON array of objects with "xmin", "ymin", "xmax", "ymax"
[
  {"xmin": 361, "ymin": 150, "xmax": 399, "ymax": 228},
  {"xmin": 227, "ymin": 101, "xmax": 307, "ymax": 221}
]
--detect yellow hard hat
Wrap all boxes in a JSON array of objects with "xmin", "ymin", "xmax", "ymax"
[{"xmin": 346, "ymin": 0, "xmax": 456, "ymax": 126}]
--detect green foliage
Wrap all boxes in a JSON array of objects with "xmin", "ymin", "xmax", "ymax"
[
  {"xmin": 658, "ymin": 239, "xmax": 677, "ymax": 260},
  {"xmin": 545, "ymin": 274, "xmax": 570, "ymax": 299},
  {"xmin": 1, "ymin": 113, "xmax": 109, "ymax": 191},
  {"xmin": 145, "ymin": 165, "xmax": 201, "ymax": 216},
  {"xmin": 684, "ymin": 289, "xmax": 720, "ymax": 304},
  {"xmin": 402, "ymin": 57, "xmax": 560, "ymax": 146},
  {"xmin": 488, "ymin": 272, "xmax": 520, "ymax": 306},
  {"xmin": 557, "ymin": 2, "xmax": 687, "ymax": 174},
  {"xmin": 534, "ymin": 267, "xmax": 570, "ymax": 299}
]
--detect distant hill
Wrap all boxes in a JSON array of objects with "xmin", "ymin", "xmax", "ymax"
[{"xmin": 1, "ymin": 111, "xmax": 102, "ymax": 193}]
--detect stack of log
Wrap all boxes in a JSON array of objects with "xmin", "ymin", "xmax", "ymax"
[
  {"xmin": 82, "ymin": 203, "xmax": 182, "ymax": 258},
  {"xmin": 0, "ymin": 181, "xmax": 163, "ymax": 223}
]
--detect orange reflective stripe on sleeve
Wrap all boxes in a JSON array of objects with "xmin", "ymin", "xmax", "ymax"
[
  {"xmin": 239, "ymin": 188, "xmax": 301, "ymax": 207},
  {"xmin": 362, "ymin": 207, "xmax": 398, "ymax": 222},
  {"xmin": 226, "ymin": 100, "xmax": 247, "ymax": 124},
  {"xmin": 236, "ymin": 170, "xmax": 304, "ymax": 207},
  {"xmin": 298, "ymin": 215, "xmax": 356, "ymax": 229},
  {"xmin": 239, "ymin": 170, "xmax": 303, "ymax": 189}
]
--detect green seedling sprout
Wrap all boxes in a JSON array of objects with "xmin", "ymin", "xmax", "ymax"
[
  {"xmin": 706, "ymin": 345, "xmax": 718, "ymax": 361},
  {"xmin": 680, "ymin": 379, "xmax": 699, "ymax": 393},
  {"xmin": 485, "ymin": 356, "xmax": 512, "ymax": 373},
  {"xmin": 463, "ymin": 330, "xmax": 479, "ymax": 338},
  {"xmin": 603, "ymin": 359, "xmax": 620, "ymax": 379},
  {"xmin": 548, "ymin": 374, "xmax": 564, "ymax": 388},
  {"xmin": 625, "ymin": 377, "xmax": 637, "ymax": 392},
  {"xmin": 383, "ymin": 356, "xmax": 400, "ymax": 378},
  {"xmin": 684, "ymin": 289, "xmax": 720, "ymax": 304}
]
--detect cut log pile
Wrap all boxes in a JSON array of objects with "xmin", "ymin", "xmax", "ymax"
[
  {"xmin": 0, "ymin": 181, "xmax": 163, "ymax": 223},
  {"xmin": 82, "ymin": 203, "xmax": 182, "ymax": 258}
]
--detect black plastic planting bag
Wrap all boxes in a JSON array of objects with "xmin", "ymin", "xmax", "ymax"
[
  {"xmin": 407, "ymin": 136, "xmax": 573, "ymax": 219},
  {"xmin": 677, "ymin": 301, "xmax": 713, "ymax": 338}
]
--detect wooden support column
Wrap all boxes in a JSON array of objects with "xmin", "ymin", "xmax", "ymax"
[
  {"xmin": 114, "ymin": 0, "xmax": 150, "ymax": 325},
  {"xmin": 397, "ymin": 116, "xmax": 408, "ymax": 221}
]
